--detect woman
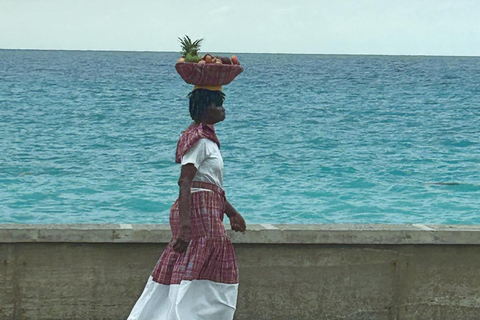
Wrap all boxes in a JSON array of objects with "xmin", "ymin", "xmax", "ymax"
[{"xmin": 127, "ymin": 88, "xmax": 247, "ymax": 320}]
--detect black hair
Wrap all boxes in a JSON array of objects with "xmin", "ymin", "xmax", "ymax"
[{"xmin": 188, "ymin": 89, "xmax": 226, "ymax": 121}]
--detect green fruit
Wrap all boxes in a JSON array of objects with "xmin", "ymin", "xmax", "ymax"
[
  {"xmin": 185, "ymin": 52, "xmax": 201, "ymax": 63},
  {"xmin": 179, "ymin": 35, "xmax": 203, "ymax": 58}
]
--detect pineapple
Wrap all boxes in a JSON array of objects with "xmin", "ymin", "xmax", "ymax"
[{"xmin": 178, "ymin": 35, "xmax": 203, "ymax": 63}]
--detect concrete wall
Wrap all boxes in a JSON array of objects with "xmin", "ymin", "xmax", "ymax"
[{"xmin": 2, "ymin": 224, "xmax": 480, "ymax": 320}]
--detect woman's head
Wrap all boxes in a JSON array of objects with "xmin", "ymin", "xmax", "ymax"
[{"xmin": 188, "ymin": 89, "xmax": 226, "ymax": 124}]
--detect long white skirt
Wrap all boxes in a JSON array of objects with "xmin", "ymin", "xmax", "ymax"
[{"xmin": 127, "ymin": 276, "xmax": 238, "ymax": 320}]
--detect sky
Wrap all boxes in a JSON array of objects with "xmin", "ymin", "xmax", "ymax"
[{"xmin": 1, "ymin": 0, "xmax": 480, "ymax": 56}]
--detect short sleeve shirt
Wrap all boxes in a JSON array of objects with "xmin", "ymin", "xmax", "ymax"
[{"xmin": 181, "ymin": 138, "xmax": 223, "ymax": 190}]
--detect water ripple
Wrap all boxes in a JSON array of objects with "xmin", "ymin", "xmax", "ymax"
[{"xmin": 1, "ymin": 50, "xmax": 479, "ymax": 224}]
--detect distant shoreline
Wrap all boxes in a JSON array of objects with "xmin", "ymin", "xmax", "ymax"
[{"xmin": 1, "ymin": 48, "xmax": 479, "ymax": 58}]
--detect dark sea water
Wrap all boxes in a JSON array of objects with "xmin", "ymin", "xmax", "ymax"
[{"xmin": 1, "ymin": 49, "xmax": 479, "ymax": 224}]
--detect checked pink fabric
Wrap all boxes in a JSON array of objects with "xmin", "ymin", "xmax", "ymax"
[
  {"xmin": 175, "ymin": 123, "xmax": 220, "ymax": 164},
  {"xmin": 127, "ymin": 124, "xmax": 238, "ymax": 320},
  {"xmin": 175, "ymin": 62, "xmax": 244, "ymax": 86},
  {"xmin": 151, "ymin": 181, "xmax": 238, "ymax": 285}
]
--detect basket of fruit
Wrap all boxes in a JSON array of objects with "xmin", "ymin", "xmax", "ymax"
[{"xmin": 175, "ymin": 36, "xmax": 243, "ymax": 86}]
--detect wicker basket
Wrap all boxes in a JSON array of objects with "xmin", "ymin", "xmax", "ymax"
[{"xmin": 175, "ymin": 62, "xmax": 244, "ymax": 86}]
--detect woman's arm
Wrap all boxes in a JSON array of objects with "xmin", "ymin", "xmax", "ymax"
[
  {"xmin": 173, "ymin": 163, "xmax": 197, "ymax": 253},
  {"xmin": 224, "ymin": 200, "xmax": 239, "ymax": 218},
  {"xmin": 225, "ymin": 200, "xmax": 247, "ymax": 233}
]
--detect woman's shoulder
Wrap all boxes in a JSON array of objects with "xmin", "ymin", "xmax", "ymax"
[
  {"xmin": 192, "ymin": 138, "xmax": 219, "ymax": 152},
  {"xmin": 175, "ymin": 123, "xmax": 220, "ymax": 163},
  {"xmin": 199, "ymin": 137, "xmax": 220, "ymax": 151}
]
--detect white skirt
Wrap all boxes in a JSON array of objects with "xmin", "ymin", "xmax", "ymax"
[{"xmin": 127, "ymin": 276, "xmax": 239, "ymax": 320}]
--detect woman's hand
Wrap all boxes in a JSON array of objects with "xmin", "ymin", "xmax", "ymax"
[
  {"xmin": 172, "ymin": 225, "xmax": 191, "ymax": 253},
  {"xmin": 225, "ymin": 200, "xmax": 247, "ymax": 233},
  {"xmin": 172, "ymin": 236, "xmax": 190, "ymax": 253},
  {"xmin": 229, "ymin": 213, "xmax": 247, "ymax": 233}
]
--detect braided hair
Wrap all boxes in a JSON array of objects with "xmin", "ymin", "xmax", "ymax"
[{"xmin": 188, "ymin": 89, "xmax": 226, "ymax": 122}]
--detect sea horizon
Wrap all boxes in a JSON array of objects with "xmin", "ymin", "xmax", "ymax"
[{"xmin": 1, "ymin": 47, "xmax": 479, "ymax": 58}]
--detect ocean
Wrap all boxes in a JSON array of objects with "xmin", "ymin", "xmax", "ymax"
[{"xmin": 1, "ymin": 49, "xmax": 479, "ymax": 224}]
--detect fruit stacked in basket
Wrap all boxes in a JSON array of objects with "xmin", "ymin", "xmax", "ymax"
[{"xmin": 175, "ymin": 36, "xmax": 243, "ymax": 87}]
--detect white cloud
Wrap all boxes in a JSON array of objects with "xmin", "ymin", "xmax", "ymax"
[{"xmin": 209, "ymin": 5, "xmax": 232, "ymax": 16}]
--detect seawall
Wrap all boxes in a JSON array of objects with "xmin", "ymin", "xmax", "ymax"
[{"xmin": 1, "ymin": 224, "xmax": 480, "ymax": 320}]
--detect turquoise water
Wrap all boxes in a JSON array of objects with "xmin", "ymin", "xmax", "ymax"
[{"xmin": 1, "ymin": 49, "xmax": 480, "ymax": 224}]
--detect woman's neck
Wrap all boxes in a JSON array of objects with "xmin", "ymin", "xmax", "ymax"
[{"xmin": 193, "ymin": 121, "xmax": 214, "ymax": 129}]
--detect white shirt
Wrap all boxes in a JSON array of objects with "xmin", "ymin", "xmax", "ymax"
[{"xmin": 181, "ymin": 138, "xmax": 223, "ymax": 192}]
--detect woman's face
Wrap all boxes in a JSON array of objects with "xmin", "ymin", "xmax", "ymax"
[{"xmin": 203, "ymin": 103, "xmax": 225, "ymax": 124}]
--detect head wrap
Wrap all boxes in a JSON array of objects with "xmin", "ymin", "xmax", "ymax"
[{"xmin": 193, "ymin": 85, "xmax": 223, "ymax": 91}]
